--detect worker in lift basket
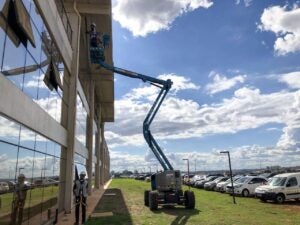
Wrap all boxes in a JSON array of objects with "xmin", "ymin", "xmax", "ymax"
[
  {"xmin": 90, "ymin": 22, "xmax": 102, "ymax": 48},
  {"xmin": 73, "ymin": 171, "xmax": 88, "ymax": 225}
]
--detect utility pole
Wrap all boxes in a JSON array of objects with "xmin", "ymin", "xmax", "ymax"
[{"xmin": 220, "ymin": 151, "xmax": 236, "ymax": 204}]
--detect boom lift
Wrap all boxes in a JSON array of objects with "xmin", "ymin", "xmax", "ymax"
[{"xmin": 90, "ymin": 37, "xmax": 195, "ymax": 210}]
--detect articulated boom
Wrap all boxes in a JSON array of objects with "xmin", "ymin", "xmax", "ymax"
[
  {"xmin": 91, "ymin": 45, "xmax": 195, "ymax": 210},
  {"xmin": 97, "ymin": 58, "xmax": 173, "ymax": 171}
]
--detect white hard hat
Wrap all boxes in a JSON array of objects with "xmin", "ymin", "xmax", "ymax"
[
  {"xmin": 80, "ymin": 171, "xmax": 86, "ymax": 176},
  {"xmin": 91, "ymin": 22, "xmax": 96, "ymax": 27}
]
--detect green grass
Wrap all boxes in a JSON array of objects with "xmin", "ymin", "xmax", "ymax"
[{"xmin": 87, "ymin": 178, "xmax": 300, "ymax": 225}]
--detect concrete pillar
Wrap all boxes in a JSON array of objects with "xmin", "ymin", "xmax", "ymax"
[
  {"xmin": 86, "ymin": 80, "xmax": 94, "ymax": 195},
  {"xmin": 58, "ymin": 8, "xmax": 81, "ymax": 214},
  {"xmin": 95, "ymin": 108, "xmax": 101, "ymax": 189},
  {"xmin": 100, "ymin": 122, "xmax": 105, "ymax": 185}
]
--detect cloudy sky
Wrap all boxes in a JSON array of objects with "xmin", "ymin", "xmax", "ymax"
[{"xmin": 106, "ymin": 0, "xmax": 300, "ymax": 172}]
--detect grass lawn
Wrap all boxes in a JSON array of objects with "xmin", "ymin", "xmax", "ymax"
[{"xmin": 87, "ymin": 178, "xmax": 300, "ymax": 225}]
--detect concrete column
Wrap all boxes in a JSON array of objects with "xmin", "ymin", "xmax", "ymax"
[
  {"xmin": 95, "ymin": 108, "xmax": 101, "ymax": 189},
  {"xmin": 100, "ymin": 122, "xmax": 105, "ymax": 185},
  {"xmin": 58, "ymin": 7, "xmax": 81, "ymax": 213},
  {"xmin": 86, "ymin": 80, "xmax": 94, "ymax": 195}
]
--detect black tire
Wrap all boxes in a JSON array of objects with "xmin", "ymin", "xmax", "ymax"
[
  {"xmin": 184, "ymin": 190, "xmax": 195, "ymax": 209},
  {"xmin": 242, "ymin": 189, "xmax": 250, "ymax": 197},
  {"xmin": 260, "ymin": 197, "xmax": 267, "ymax": 202},
  {"xmin": 177, "ymin": 190, "xmax": 184, "ymax": 205},
  {"xmin": 149, "ymin": 191, "xmax": 158, "ymax": 210},
  {"xmin": 144, "ymin": 190, "xmax": 150, "ymax": 206},
  {"xmin": 275, "ymin": 194, "xmax": 285, "ymax": 204}
]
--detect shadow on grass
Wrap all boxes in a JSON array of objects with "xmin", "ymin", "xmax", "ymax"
[
  {"xmin": 153, "ymin": 205, "xmax": 200, "ymax": 225},
  {"xmin": 86, "ymin": 188, "xmax": 133, "ymax": 225}
]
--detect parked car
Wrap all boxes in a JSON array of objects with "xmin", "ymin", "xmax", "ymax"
[
  {"xmin": 255, "ymin": 172, "xmax": 300, "ymax": 203},
  {"xmin": 183, "ymin": 174, "xmax": 194, "ymax": 185},
  {"xmin": 7, "ymin": 181, "xmax": 16, "ymax": 191},
  {"xmin": 226, "ymin": 176, "xmax": 268, "ymax": 197},
  {"xmin": 204, "ymin": 177, "xmax": 229, "ymax": 191},
  {"xmin": 0, "ymin": 182, "xmax": 9, "ymax": 193},
  {"xmin": 34, "ymin": 178, "xmax": 58, "ymax": 186},
  {"xmin": 216, "ymin": 176, "xmax": 243, "ymax": 192},
  {"xmin": 189, "ymin": 175, "xmax": 204, "ymax": 186},
  {"xmin": 195, "ymin": 176, "xmax": 219, "ymax": 188}
]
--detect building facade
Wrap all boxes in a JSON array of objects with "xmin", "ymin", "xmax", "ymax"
[{"xmin": 0, "ymin": 0, "xmax": 113, "ymax": 224}]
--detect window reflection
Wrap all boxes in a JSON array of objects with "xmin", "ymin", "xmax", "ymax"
[
  {"xmin": 35, "ymin": 134, "xmax": 47, "ymax": 153},
  {"xmin": 0, "ymin": 28, "xmax": 5, "ymax": 69},
  {"xmin": 0, "ymin": 115, "xmax": 21, "ymax": 145},
  {"xmin": 76, "ymin": 94, "xmax": 87, "ymax": 146},
  {"xmin": 19, "ymin": 125, "xmax": 36, "ymax": 150},
  {"xmin": 0, "ymin": 130, "xmax": 18, "ymax": 225},
  {"xmin": 0, "ymin": 1, "xmax": 65, "ymax": 224}
]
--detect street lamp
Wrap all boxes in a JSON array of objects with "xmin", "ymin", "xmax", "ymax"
[
  {"xmin": 220, "ymin": 151, "xmax": 236, "ymax": 204},
  {"xmin": 183, "ymin": 158, "xmax": 190, "ymax": 190},
  {"xmin": 18, "ymin": 167, "xmax": 24, "ymax": 175},
  {"xmin": 182, "ymin": 159, "xmax": 190, "ymax": 176}
]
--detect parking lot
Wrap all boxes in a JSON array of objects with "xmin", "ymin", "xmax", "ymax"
[{"xmin": 86, "ymin": 178, "xmax": 300, "ymax": 225}]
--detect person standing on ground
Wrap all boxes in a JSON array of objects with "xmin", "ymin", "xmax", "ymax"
[{"xmin": 73, "ymin": 171, "xmax": 88, "ymax": 225}]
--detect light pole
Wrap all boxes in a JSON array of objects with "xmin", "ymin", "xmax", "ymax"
[
  {"xmin": 183, "ymin": 158, "xmax": 190, "ymax": 190},
  {"xmin": 18, "ymin": 167, "xmax": 24, "ymax": 175},
  {"xmin": 182, "ymin": 159, "xmax": 190, "ymax": 177},
  {"xmin": 220, "ymin": 151, "xmax": 236, "ymax": 204}
]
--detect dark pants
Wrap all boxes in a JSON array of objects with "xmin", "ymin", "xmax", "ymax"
[{"xmin": 75, "ymin": 196, "xmax": 86, "ymax": 224}]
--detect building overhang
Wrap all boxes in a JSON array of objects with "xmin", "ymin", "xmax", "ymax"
[{"xmin": 74, "ymin": 0, "xmax": 114, "ymax": 122}]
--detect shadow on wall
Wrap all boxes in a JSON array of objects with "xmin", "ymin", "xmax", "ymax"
[{"xmin": 86, "ymin": 188, "xmax": 133, "ymax": 225}]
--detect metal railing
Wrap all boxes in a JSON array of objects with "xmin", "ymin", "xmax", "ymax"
[{"xmin": 55, "ymin": 0, "xmax": 73, "ymax": 45}]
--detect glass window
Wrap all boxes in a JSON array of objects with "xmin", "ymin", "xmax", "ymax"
[
  {"xmin": 19, "ymin": 125, "xmax": 36, "ymax": 150},
  {"xmin": 35, "ymin": 134, "xmax": 47, "ymax": 153},
  {"xmin": 75, "ymin": 94, "xmax": 87, "ymax": 146},
  {"xmin": 0, "ymin": 115, "xmax": 21, "ymax": 145},
  {"xmin": 0, "ymin": 142, "xmax": 18, "ymax": 224},
  {"xmin": 22, "ymin": 53, "xmax": 40, "ymax": 99},
  {"xmin": 0, "ymin": 141, "xmax": 18, "ymax": 181},
  {"xmin": 0, "ymin": 25, "xmax": 5, "ymax": 69},
  {"xmin": 53, "ymin": 143, "xmax": 61, "ymax": 159},
  {"xmin": 287, "ymin": 177, "xmax": 298, "ymax": 187},
  {"xmin": 16, "ymin": 147, "xmax": 34, "ymax": 180}
]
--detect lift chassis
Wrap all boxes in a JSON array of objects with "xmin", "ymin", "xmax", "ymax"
[{"xmin": 90, "ymin": 44, "xmax": 195, "ymax": 210}]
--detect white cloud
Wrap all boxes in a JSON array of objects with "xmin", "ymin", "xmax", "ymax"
[
  {"xmin": 158, "ymin": 73, "xmax": 200, "ymax": 92},
  {"xmin": 276, "ymin": 91, "xmax": 300, "ymax": 150},
  {"xmin": 279, "ymin": 71, "xmax": 300, "ymax": 89},
  {"xmin": 106, "ymin": 82, "xmax": 300, "ymax": 155},
  {"xmin": 205, "ymin": 71, "xmax": 246, "ymax": 94},
  {"xmin": 266, "ymin": 127, "xmax": 281, "ymax": 132},
  {"xmin": 258, "ymin": 4, "xmax": 300, "ymax": 55},
  {"xmin": 235, "ymin": 0, "xmax": 253, "ymax": 7},
  {"xmin": 110, "ymin": 144, "xmax": 300, "ymax": 172},
  {"xmin": 112, "ymin": 0, "xmax": 213, "ymax": 37}
]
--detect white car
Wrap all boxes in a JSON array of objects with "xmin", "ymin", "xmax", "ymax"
[
  {"xmin": 255, "ymin": 172, "xmax": 300, "ymax": 203},
  {"xmin": 0, "ymin": 182, "xmax": 9, "ymax": 193},
  {"xmin": 226, "ymin": 176, "xmax": 267, "ymax": 197},
  {"xmin": 216, "ymin": 176, "xmax": 243, "ymax": 192}
]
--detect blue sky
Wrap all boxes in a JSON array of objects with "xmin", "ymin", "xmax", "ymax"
[{"xmin": 106, "ymin": 0, "xmax": 300, "ymax": 172}]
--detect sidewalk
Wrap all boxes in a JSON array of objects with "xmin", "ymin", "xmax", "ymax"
[{"xmin": 56, "ymin": 180, "xmax": 112, "ymax": 225}]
